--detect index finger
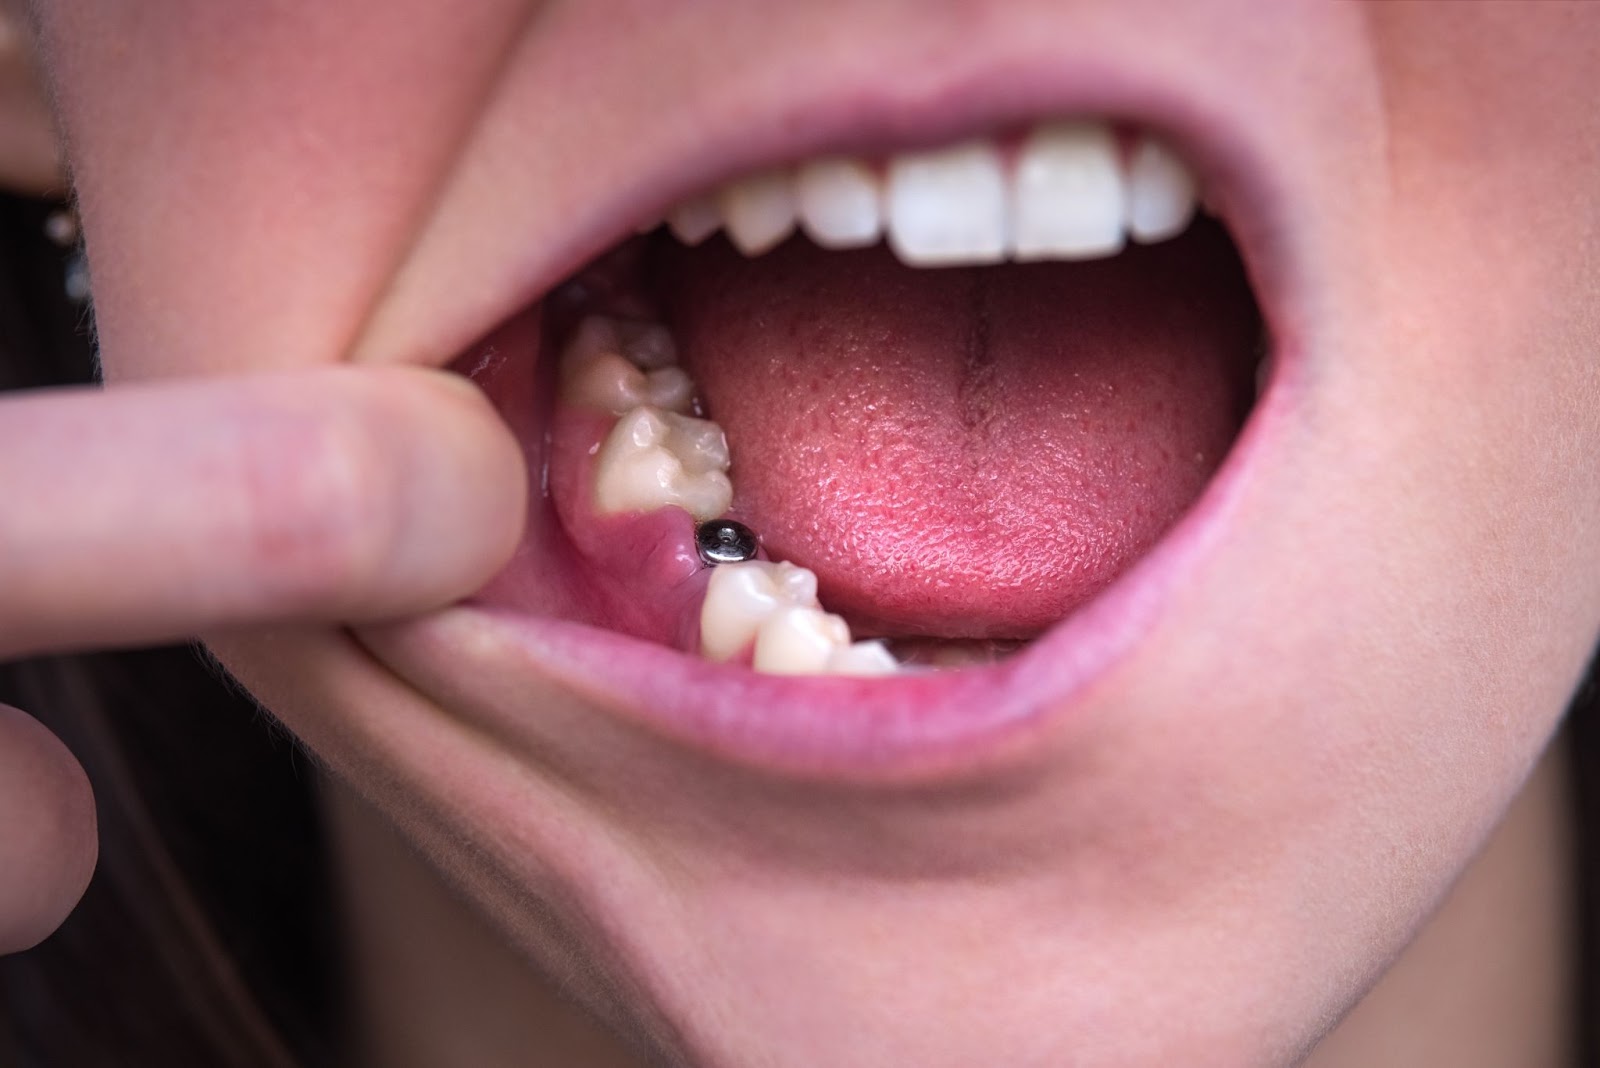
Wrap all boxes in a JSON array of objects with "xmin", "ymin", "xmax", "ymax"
[{"xmin": 0, "ymin": 366, "xmax": 525, "ymax": 659}]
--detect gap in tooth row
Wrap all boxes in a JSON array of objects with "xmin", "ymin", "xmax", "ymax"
[
  {"xmin": 663, "ymin": 119, "xmax": 1200, "ymax": 267},
  {"xmin": 557, "ymin": 314, "xmax": 902, "ymax": 678}
]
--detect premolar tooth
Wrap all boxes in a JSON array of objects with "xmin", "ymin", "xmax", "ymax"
[
  {"xmin": 885, "ymin": 141, "xmax": 1007, "ymax": 267},
  {"xmin": 668, "ymin": 195, "xmax": 722, "ymax": 246},
  {"xmin": 1126, "ymin": 137, "xmax": 1198, "ymax": 244},
  {"xmin": 753, "ymin": 605, "xmax": 851, "ymax": 675},
  {"xmin": 1012, "ymin": 121, "xmax": 1126, "ymax": 261},
  {"xmin": 825, "ymin": 640, "xmax": 900, "ymax": 677},
  {"xmin": 593, "ymin": 406, "xmax": 732, "ymax": 521},
  {"xmin": 795, "ymin": 158, "xmax": 883, "ymax": 249},
  {"xmin": 700, "ymin": 560, "xmax": 820, "ymax": 662}
]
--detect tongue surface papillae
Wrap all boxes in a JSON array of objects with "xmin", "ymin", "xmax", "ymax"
[{"xmin": 662, "ymin": 221, "xmax": 1258, "ymax": 640}]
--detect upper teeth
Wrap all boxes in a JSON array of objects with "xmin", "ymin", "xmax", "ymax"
[
  {"xmin": 1125, "ymin": 138, "xmax": 1198, "ymax": 244},
  {"xmin": 887, "ymin": 141, "xmax": 1009, "ymax": 266},
  {"xmin": 1010, "ymin": 122, "xmax": 1125, "ymax": 261},
  {"xmin": 665, "ymin": 119, "xmax": 1198, "ymax": 268},
  {"xmin": 795, "ymin": 158, "xmax": 884, "ymax": 250},
  {"xmin": 718, "ymin": 169, "xmax": 799, "ymax": 256}
]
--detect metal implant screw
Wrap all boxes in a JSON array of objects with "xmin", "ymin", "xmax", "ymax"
[{"xmin": 696, "ymin": 519, "xmax": 759, "ymax": 566}]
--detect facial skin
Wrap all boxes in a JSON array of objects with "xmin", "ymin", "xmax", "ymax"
[{"xmin": 31, "ymin": 2, "xmax": 1600, "ymax": 1065}]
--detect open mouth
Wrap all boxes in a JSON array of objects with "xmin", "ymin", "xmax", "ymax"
[{"xmin": 382, "ymin": 101, "xmax": 1289, "ymax": 774}]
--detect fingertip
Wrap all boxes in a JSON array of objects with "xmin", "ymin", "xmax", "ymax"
[
  {"xmin": 352, "ymin": 366, "xmax": 530, "ymax": 618},
  {"xmin": 0, "ymin": 704, "xmax": 98, "ymax": 954},
  {"xmin": 0, "ymin": 367, "xmax": 531, "ymax": 653},
  {"xmin": 189, "ymin": 366, "xmax": 528, "ymax": 624}
]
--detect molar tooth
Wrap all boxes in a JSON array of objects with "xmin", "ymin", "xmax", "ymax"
[
  {"xmin": 700, "ymin": 560, "xmax": 820, "ymax": 662},
  {"xmin": 563, "ymin": 315, "xmax": 625, "ymax": 367},
  {"xmin": 593, "ymin": 406, "xmax": 732, "ymax": 521},
  {"xmin": 561, "ymin": 349, "xmax": 644, "ymax": 413},
  {"xmin": 825, "ymin": 639, "xmax": 900, "ymax": 677},
  {"xmin": 796, "ymin": 158, "xmax": 883, "ymax": 249},
  {"xmin": 1012, "ymin": 121, "xmax": 1126, "ymax": 261},
  {"xmin": 615, "ymin": 321, "xmax": 678, "ymax": 370},
  {"xmin": 719, "ymin": 170, "xmax": 798, "ymax": 256},
  {"xmin": 885, "ymin": 141, "xmax": 1007, "ymax": 267},
  {"xmin": 668, "ymin": 195, "xmax": 722, "ymax": 246},
  {"xmin": 560, "ymin": 317, "xmax": 694, "ymax": 415},
  {"xmin": 641, "ymin": 366, "xmax": 695, "ymax": 413},
  {"xmin": 753, "ymin": 605, "xmax": 852, "ymax": 675},
  {"xmin": 1126, "ymin": 137, "xmax": 1198, "ymax": 244}
]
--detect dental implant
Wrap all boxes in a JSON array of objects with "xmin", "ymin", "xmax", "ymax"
[{"xmin": 696, "ymin": 519, "xmax": 759, "ymax": 566}]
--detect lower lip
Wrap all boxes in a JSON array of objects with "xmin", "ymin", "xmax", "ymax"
[{"xmin": 356, "ymin": 360, "xmax": 1284, "ymax": 781}]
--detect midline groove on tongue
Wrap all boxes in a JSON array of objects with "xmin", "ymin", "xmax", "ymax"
[{"xmin": 561, "ymin": 314, "xmax": 901, "ymax": 678}]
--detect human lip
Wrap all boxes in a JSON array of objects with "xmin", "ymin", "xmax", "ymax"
[
  {"xmin": 350, "ymin": 7, "xmax": 1310, "ymax": 375},
  {"xmin": 353, "ymin": 11, "xmax": 1316, "ymax": 781}
]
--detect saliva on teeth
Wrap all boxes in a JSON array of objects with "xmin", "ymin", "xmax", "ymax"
[{"xmin": 562, "ymin": 314, "xmax": 904, "ymax": 678}]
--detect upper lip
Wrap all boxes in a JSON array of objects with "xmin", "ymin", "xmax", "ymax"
[
  {"xmin": 353, "ymin": 12, "xmax": 1314, "ymax": 779},
  {"xmin": 350, "ymin": 14, "xmax": 1306, "ymax": 382}
]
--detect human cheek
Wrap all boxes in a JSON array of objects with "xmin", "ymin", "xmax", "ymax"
[{"xmin": 36, "ymin": 0, "xmax": 529, "ymax": 380}]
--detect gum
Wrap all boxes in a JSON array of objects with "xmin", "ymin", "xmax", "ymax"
[{"xmin": 464, "ymin": 305, "xmax": 720, "ymax": 655}]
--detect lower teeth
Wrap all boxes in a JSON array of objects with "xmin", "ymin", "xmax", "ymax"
[{"xmin": 562, "ymin": 313, "xmax": 906, "ymax": 677}]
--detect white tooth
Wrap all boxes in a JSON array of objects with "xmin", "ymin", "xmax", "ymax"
[
  {"xmin": 614, "ymin": 321, "xmax": 678, "ymax": 370},
  {"xmin": 825, "ymin": 640, "xmax": 900, "ymax": 677},
  {"xmin": 795, "ymin": 158, "xmax": 883, "ymax": 249},
  {"xmin": 1126, "ymin": 137, "xmax": 1198, "ymax": 244},
  {"xmin": 719, "ymin": 170, "xmax": 798, "ymax": 256},
  {"xmin": 700, "ymin": 560, "xmax": 820, "ymax": 662},
  {"xmin": 669, "ymin": 195, "xmax": 722, "ymax": 246},
  {"xmin": 885, "ymin": 141, "xmax": 1007, "ymax": 267},
  {"xmin": 753, "ymin": 605, "xmax": 851, "ymax": 675},
  {"xmin": 563, "ymin": 316, "xmax": 624, "ymax": 366},
  {"xmin": 562, "ymin": 349, "xmax": 646, "ymax": 413},
  {"xmin": 641, "ymin": 366, "xmax": 695, "ymax": 414},
  {"xmin": 559, "ymin": 317, "xmax": 634, "ymax": 412},
  {"xmin": 593, "ymin": 406, "xmax": 732, "ymax": 521},
  {"xmin": 1012, "ymin": 121, "xmax": 1126, "ymax": 261},
  {"xmin": 560, "ymin": 318, "xmax": 694, "ymax": 415}
]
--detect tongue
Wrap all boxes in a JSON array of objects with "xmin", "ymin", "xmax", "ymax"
[{"xmin": 660, "ymin": 221, "xmax": 1257, "ymax": 639}]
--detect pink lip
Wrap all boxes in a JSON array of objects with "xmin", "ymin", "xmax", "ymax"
[
  {"xmin": 355, "ymin": 39, "xmax": 1310, "ymax": 780},
  {"xmin": 364, "ymin": 392, "xmax": 1278, "ymax": 779}
]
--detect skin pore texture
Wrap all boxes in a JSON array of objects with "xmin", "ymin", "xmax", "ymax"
[{"xmin": 29, "ymin": 2, "xmax": 1600, "ymax": 1065}]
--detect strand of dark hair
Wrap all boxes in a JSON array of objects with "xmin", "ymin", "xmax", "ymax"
[{"xmin": 1569, "ymin": 653, "xmax": 1600, "ymax": 1066}]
